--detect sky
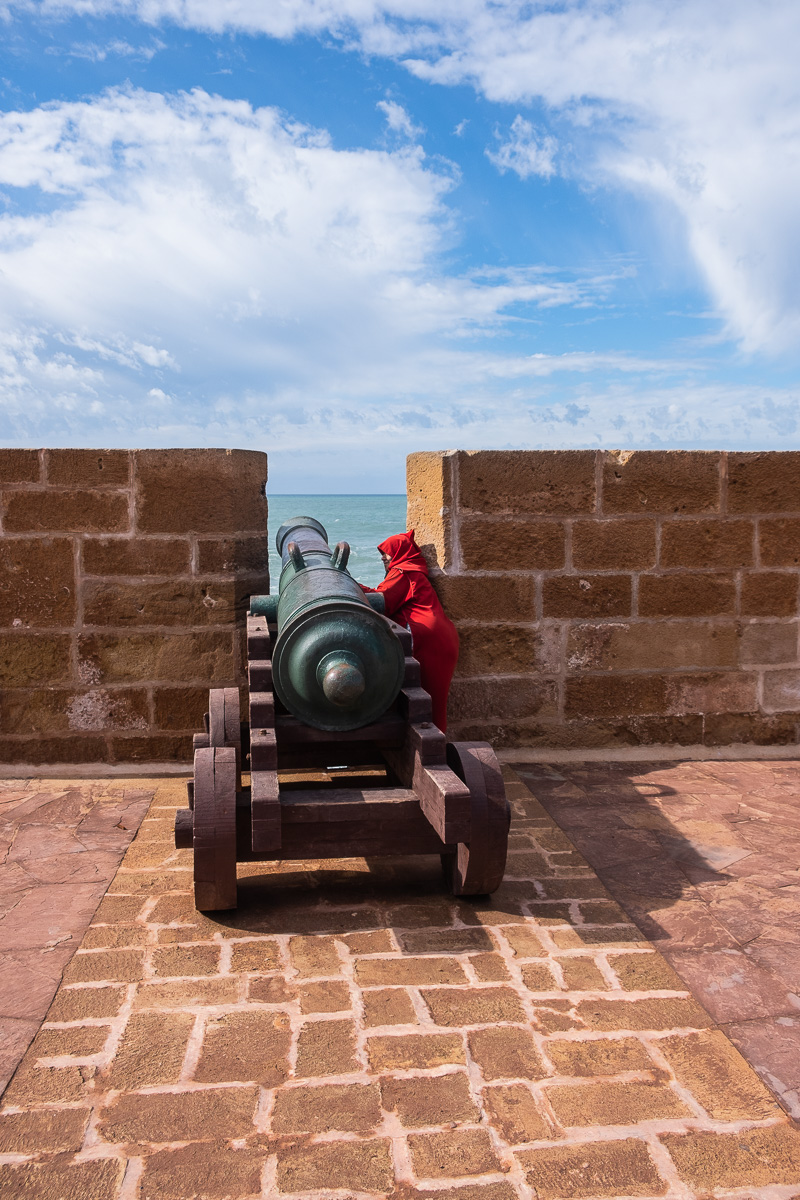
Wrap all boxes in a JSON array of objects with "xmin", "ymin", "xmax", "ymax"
[{"xmin": 1, "ymin": 2, "xmax": 799, "ymax": 492}]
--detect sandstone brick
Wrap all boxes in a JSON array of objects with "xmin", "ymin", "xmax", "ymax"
[
  {"xmin": 468, "ymin": 1026, "xmax": 545, "ymax": 1080},
  {"xmin": 483, "ymin": 1083, "xmax": 550, "ymax": 1144},
  {"xmin": 460, "ymin": 517, "xmax": 565, "ymax": 570},
  {"xmin": 558, "ymin": 958, "xmax": 608, "ymax": 991},
  {"xmin": 135, "ymin": 448, "xmax": 266, "ymax": 534},
  {"xmin": 0, "ymin": 536, "xmax": 75, "ymax": 627},
  {"xmin": 521, "ymin": 962, "xmax": 558, "ymax": 991},
  {"xmin": 340, "ymin": 930, "xmax": 395, "ymax": 954},
  {"xmin": 140, "ymin": 1143, "xmax": 263, "ymax": 1200},
  {"xmin": 741, "ymin": 571, "xmax": 798, "ymax": 616},
  {"xmin": 759, "ymin": 516, "xmax": 800, "ymax": 566},
  {"xmin": 356, "ymin": 957, "xmax": 467, "ymax": 987},
  {"xmin": 459, "ymin": 450, "xmax": 596, "ymax": 515},
  {"xmin": 548, "ymin": 1079, "xmax": 689, "ymax": 1126},
  {"xmin": 661, "ymin": 518, "xmax": 753, "ymax": 568},
  {"xmin": 703, "ymin": 710, "xmax": 799, "ymax": 744},
  {"xmin": 399, "ymin": 928, "xmax": 494, "ymax": 955},
  {"xmin": 0, "ymin": 1108, "xmax": 88, "ymax": 1154},
  {"xmin": 542, "ymin": 575, "xmax": 631, "ymax": 619},
  {"xmin": 407, "ymin": 451, "xmax": 455, "ymax": 570},
  {"xmin": 740, "ymin": 621, "xmax": 797, "ymax": 665},
  {"xmin": 83, "ymin": 923, "xmax": 150, "ymax": 950},
  {"xmin": 79, "ymin": 631, "xmax": 234, "ymax": 684},
  {"xmin": 82, "ymin": 579, "xmax": 239, "ymax": 627},
  {"xmin": 98, "ymin": 1085, "xmax": 258, "ymax": 1144},
  {"xmin": 572, "ymin": 519, "xmax": 656, "ymax": 570},
  {"xmin": 83, "ymin": 536, "xmax": 190, "ymax": 576},
  {"xmin": 503, "ymin": 926, "xmax": 547, "ymax": 958},
  {"xmin": 545, "ymin": 1037, "xmax": 654, "ymax": 1077},
  {"xmin": 411, "ymin": 1187, "xmax": 516, "ymax": 1200},
  {"xmin": 0, "ymin": 685, "xmax": 147, "ymax": 737},
  {"xmin": 471, "ymin": 953, "xmax": 512, "ymax": 982},
  {"xmin": 0, "ymin": 1158, "xmax": 123, "ymax": 1200},
  {"xmin": 367, "ymin": 1033, "xmax": 465, "ymax": 1070},
  {"xmin": 576, "ymin": 997, "xmax": 712, "ymax": 1031},
  {"xmin": 272, "ymin": 1082, "xmax": 381, "ymax": 1133},
  {"xmin": 662, "ymin": 1125, "xmax": 800, "ymax": 1189},
  {"xmin": 151, "ymin": 944, "xmax": 220, "ymax": 977},
  {"xmin": 45, "ymin": 448, "xmax": 129, "ymax": 487},
  {"xmin": 0, "ymin": 448, "xmax": 40, "ymax": 483},
  {"xmin": 728, "ymin": 451, "xmax": 800, "ymax": 513},
  {"xmin": 0, "ymin": 633, "xmax": 72, "ymax": 686},
  {"xmin": 230, "ymin": 940, "xmax": 281, "ymax": 973},
  {"xmin": 295, "ymin": 1018, "xmax": 357, "ymax": 1077},
  {"xmin": 382, "ymin": 1072, "xmax": 479, "ymax": 1126},
  {"xmin": 107, "ymin": 1011, "xmax": 194, "ymax": 1089},
  {"xmin": 610, "ymin": 953, "xmax": 685, "ymax": 991},
  {"xmin": 197, "ymin": 535, "xmax": 270, "ymax": 576},
  {"xmin": 639, "ymin": 572, "xmax": 735, "ymax": 617},
  {"xmin": 298, "ymin": 979, "xmax": 351, "ymax": 1012},
  {"xmin": 277, "ymin": 1138, "xmax": 393, "ymax": 1194},
  {"xmin": 48, "ymin": 983, "xmax": 126, "ymax": 1021},
  {"xmin": 409, "ymin": 1128, "xmax": 501, "ymax": 1180},
  {"xmin": 457, "ymin": 624, "xmax": 557, "ymax": 676},
  {"xmin": 289, "ymin": 934, "xmax": 341, "ymax": 977},
  {"xmin": 435, "ymin": 574, "xmax": 536, "ymax": 622},
  {"xmin": 248, "ymin": 975, "xmax": 294, "ymax": 1004},
  {"xmin": 194, "ymin": 1009, "xmax": 290, "ymax": 1084},
  {"xmin": 63, "ymin": 948, "xmax": 145, "ymax": 984},
  {"xmin": 133, "ymin": 978, "xmax": 238, "ymax": 1009},
  {"xmin": 450, "ymin": 677, "xmax": 558, "ymax": 722},
  {"xmin": 566, "ymin": 620, "xmax": 739, "ymax": 672},
  {"xmin": 664, "ymin": 670, "xmax": 758, "ymax": 715},
  {"xmin": 423, "ymin": 987, "xmax": 526, "ymax": 1026},
  {"xmin": 551, "ymin": 927, "xmax": 645, "ymax": 950},
  {"xmin": 658, "ymin": 1030, "xmax": 780, "ymax": 1120},
  {"xmin": 518, "ymin": 1139, "xmax": 666, "ymax": 1197},
  {"xmin": 110, "ymin": 733, "xmax": 193, "ymax": 763},
  {"xmin": 602, "ymin": 450, "xmax": 720, "ymax": 515},
  {"xmin": 362, "ymin": 988, "xmax": 417, "ymax": 1026},
  {"xmin": 4, "ymin": 489, "xmax": 128, "ymax": 533},
  {"xmin": 3, "ymin": 1061, "xmax": 93, "ymax": 1105},
  {"xmin": 538, "ymin": 878, "xmax": 609, "ymax": 900},
  {"xmin": 565, "ymin": 675, "xmax": 668, "ymax": 719},
  {"xmin": 153, "ymin": 686, "xmax": 211, "ymax": 732},
  {"xmin": 762, "ymin": 667, "xmax": 800, "ymax": 711},
  {"xmin": 32, "ymin": 1024, "xmax": 109, "ymax": 1058}
]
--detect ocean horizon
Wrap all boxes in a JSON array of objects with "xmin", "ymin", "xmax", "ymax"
[{"xmin": 267, "ymin": 494, "xmax": 407, "ymax": 588}]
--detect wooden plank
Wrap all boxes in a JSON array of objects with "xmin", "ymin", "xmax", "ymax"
[
  {"xmin": 248, "ymin": 658, "xmax": 273, "ymax": 691},
  {"xmin": 251, "ymin": 766, "xmax": 281, "ymax": 853},
  {"xmin": 275, "ymin": 713, "xmax": 406, "ymax": 748},
  {"xmin": 250, "ymin": 727, "xmax": 277, "ymax": 770},
  {"xmin": 249, "ymin": 691, "xmax": 275, "ymax": 728},
  {"xmin": 396, "ymin": 686, "xmax": 433, "ymax": 724},
  {"xmin": 402, "ymin": 656, "xmax": 421, "ymax": 687},
  {"xmin": 280, "ymin": 786, "xmax": 418, "ymax": 823},
  {"xmin": 247, "ymin": 613, "xmax": 272, "ymax": 659},
  {"xmin": 415, "ymin": 760, "xmax": 472, "ymax": 844},
  {"xmin": 386, "ymin": 618, "xmax": 412, "ymax": 653},
  {"xmin": 383, "ymin": 722, "xmax": 446, "ymax": 787},
  {"xmin": 192, "ymin": 747, "xmax": 237, "ymax": 911}
]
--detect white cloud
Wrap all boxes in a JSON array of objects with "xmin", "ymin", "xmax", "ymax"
[
  {"xmin": 487, "ymin": 115, "xmax": 557, "ymax": 180},
  {"xmin": 377, "ymin": 99, "xmax": 423, "ymax": 139},
  {"xmin": 18, "ymin": 0, "xmax": 800, "ymax": 356}
]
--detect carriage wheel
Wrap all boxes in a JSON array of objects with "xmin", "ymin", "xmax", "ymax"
[
  {"xmin": 192, "ymin": 746, "xmax": 238, "ymax": 911},
  {"xmin": 442, "ymin": 742, "xmax": 510, "ymax": 895}
]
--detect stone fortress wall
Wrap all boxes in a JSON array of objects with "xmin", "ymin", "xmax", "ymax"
[
  {"xmin": 0, "ymin": 449, "xmax": 268, "ymax": 769},
  {"xmin": 408, "ymin": 450, "xmax": 800, "ymax": 751}
]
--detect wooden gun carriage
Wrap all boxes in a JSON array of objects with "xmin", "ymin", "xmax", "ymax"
[{"xmin": 174, "ymin": 517, "xmax": 510, "ymax": 911}]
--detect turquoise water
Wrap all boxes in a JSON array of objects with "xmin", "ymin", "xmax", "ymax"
[{"xmin": 267, "ymin": 495, "xmax": 407, "ymax": 589}]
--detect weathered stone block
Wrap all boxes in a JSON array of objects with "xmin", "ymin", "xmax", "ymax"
[
  {"xmin": 79, "ymin": 630, "xmax": 234, "ymax": 683},
  {"xmin": 98, "ymin": 1087, "xmax": 259, "ymax": 1145},
  {"xmin": 601, "ymin": 450, "xmax": 720, "ymax": 514},
  {"xmin": 435, "ymin": 574, "xmax": 536, "ymax": 621},
  {"xmin": 0, "ymin": 449, "xmax": 40, "ymax": 483},
  {"xmin": 83, "ymin": 537, "xmax": 191, "ymax": 576},
  {"xmin": 741, "ymin": 571, "xmax": 798, "ymax": 616},
  {"xmin": 739, "ymin": 621, "xmax": 797, "ymax": 665},
  {"xmin": 728, "ymin": 451, "xmax": 800, "ymax": 513},
  {"xmin": 153, "ymin": 686, "xmax": 211, "ymax": 731},
  {"xmin": 759, "ymin": 517, "xmax": 800, "ymax": 566},
  {"xmin": 4, "ymin": 489, "xmax": 129, "ymax": 533},
  {"xmin": 460, "ymin": 517, "xmax": 565, "ymax": 570},
  {"xmin": 0, "ymin": 537, "xmax": 76, "ymax": 628},
  {"xmin": 135, "ymin": 448, "xmax": 266, "ymax": 534},
  {"xmin": 660, "ymin": 519, "xmax": 754, "ymax": 568},
  {"xmin": 450, "ymin": 677, "xmax": 558, "ymax": 721},
  {"xmin": 0, "ymin": 633, "xmax": 72, "ymax": 686},
  {"xmin": 197, "ymin": 535, "xmax": 270, "ymax": 575},
  {"xmin": 661, "ymin": 1125, "xmax": 800, "ymax": 1190},
  {"xmin": 638, "ymin": 573, "xmax": 735, "ymax": 617},
  {"xmin": 109, "ymin": 734, "xmax": 193, "ymax": 762},
  {"xmin": 0, "ymin": 687, "xmax": 148, "ymax": 735},
  {"xmin": 45, "ymin": 449, "xmax": 130, "ymax": 487},
  {"xmin": 762, "ymin": 668, "xmax": 800, "ymax": 711},
  {"xmin": 459, "ymin": 450, "xmax": 596, "ymax": 515},
  {"xmin": 82, "ymin": 579, "xmax": 239, "ymax": 627},
  {"xmin": 518, "ymin": 1139, "xmax": 665, "ymax": 1197},
  {"xmin": 277, "ymin": 1139, "xmax": 393, "ymax": 1194},
  {"xmin": 664, "ymin": 672, "xmax": 758, "ymax": 715},
  {"xmin": 572, "ymin": 519, "xmax": 656, "ymax": 570},
  {"xmin": 0, "ymin": 735, "xmax": 107, "ymax": 765},
  {"xmin": 567, "ymin": 620, "xmax": 738, "ymax": 672},
  {"xmin": 406, "ymin": 451, "xmax": 455, "ymax": 569},
  {"xmin": 703, "ymin": 711, "xmax": 799, "ymax": 744},
  {"xmin": 457, "ymin": 624, "xmax": 558, "ymax": 675},
  {"xmin": 542, "ymin": 575, "xmax": 631, "ymax": 618},
  {"xmin": 565, "ymin": 675, "xmax": 668, "ymax": 719}
]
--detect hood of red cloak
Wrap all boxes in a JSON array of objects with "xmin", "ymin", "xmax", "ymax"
[{"xmin": 377, "ymin": 530, "xmax": 429, "ymax": 574}]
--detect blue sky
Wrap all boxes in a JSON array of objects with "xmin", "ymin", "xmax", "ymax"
[{"xmin": 1, "ymin": 2, "xmax": 799, "ymax": 492}]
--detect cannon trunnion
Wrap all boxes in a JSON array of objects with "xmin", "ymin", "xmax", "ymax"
[{"xmin": 174, "ymin": 517, "xmax": 510, "ymax": 911}]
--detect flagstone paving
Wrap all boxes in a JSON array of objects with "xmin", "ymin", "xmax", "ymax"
[
  {"xmin": 510, "ymin": 759, "xmax": 800, "ymax": 1120},
  {"xmin": 2, "ymin": 768, "xmax": 799, "ymax": 1199},
  {"xmin": 0, "ymin": 779, "xmax": 155, "ymax": 1095}
]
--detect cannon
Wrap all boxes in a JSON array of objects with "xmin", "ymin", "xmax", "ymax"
[{"xmin": 174, "ymin": 516, "xmax": 510, "ymax": 911}]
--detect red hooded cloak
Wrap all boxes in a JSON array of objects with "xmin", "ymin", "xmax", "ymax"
[{"xmin": 363, "ymin": 530, "xmax": 459, "ymax": 733}]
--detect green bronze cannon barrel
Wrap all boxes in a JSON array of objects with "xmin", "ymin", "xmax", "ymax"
[{"xmin": 251, "ymin": 516, "xmax": 405, "ymax": 732}]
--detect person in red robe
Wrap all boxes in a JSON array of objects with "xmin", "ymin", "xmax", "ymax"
[{"xmin": 362, "ymin": 530, "xmax": 459, "ymax": 733}]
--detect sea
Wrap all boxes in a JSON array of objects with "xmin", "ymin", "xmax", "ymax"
[{"xmin": 267, "ymin": 495, "xmax": 407, "ymax": 589}]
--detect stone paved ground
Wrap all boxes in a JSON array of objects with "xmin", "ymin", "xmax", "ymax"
[
  {"xmin": 511, "ymin": 760, "xmax": 800, "ymax": 1120},
  {"xmin": 0, "ymin": 779, "xmax": 155, "ymax": 1094},
  {"xmin": 2, "ymin": 769, "xmax": 800, "ymax": 1199}
]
